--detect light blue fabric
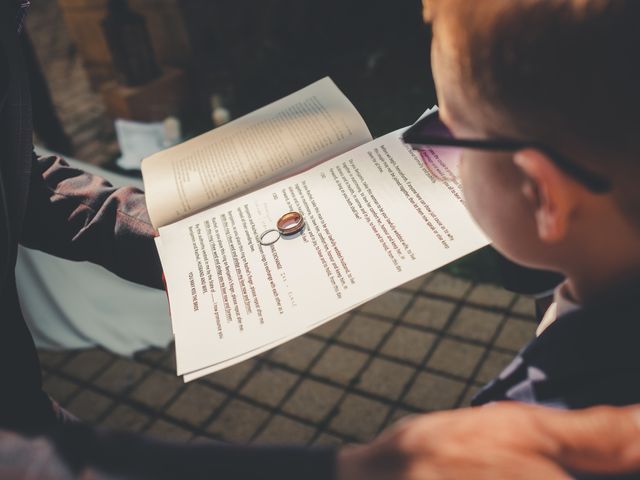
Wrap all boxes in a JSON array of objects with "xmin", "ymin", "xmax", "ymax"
[{"xmin": 17, "ymin": 150, "xmax": 172, "ymax": 355}]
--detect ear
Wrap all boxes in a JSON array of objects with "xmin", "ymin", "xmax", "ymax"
[{"xmin": 513, "ymin": 149, "xmax": 578, "ymax": 244}]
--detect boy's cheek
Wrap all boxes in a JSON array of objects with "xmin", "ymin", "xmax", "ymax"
[
  {"xmin": 459, "ymin": 158, "xmax": 481, "ymax": 218},
  {"xmin": 461, "ymin": 162, "xmax": 545, "ymax": 267},
  {"xmin": 460, "ymin": 160, "xmax": 514, "ymax": 237},
  {"xmin": 459, "ymin": 160, "xmax": 488, "ymax": 228}
]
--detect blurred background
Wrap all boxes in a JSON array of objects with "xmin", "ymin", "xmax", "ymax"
[
  {"xmin": 27, "ymin": 0, "xmax": 502, "ymax": 280},
  {"xmin": 27, "ymin": 0, "xmax": 435, "ymax": 165}
]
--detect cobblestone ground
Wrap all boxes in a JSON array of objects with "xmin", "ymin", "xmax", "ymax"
[{"xmin": 39, "ymin": 271, "xmax": 537, "ymax": 445}]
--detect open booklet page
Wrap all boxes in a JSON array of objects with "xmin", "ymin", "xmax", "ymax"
[
  {"xmin": 155, "ymin": 124, "xmax": 489, "ymax": 381},
  {"xmin": 142, "ymin": 77, "xmax": 372, "ymax": 229}
]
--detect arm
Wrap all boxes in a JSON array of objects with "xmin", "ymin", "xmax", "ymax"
[
  {"xmin": 3, "ymin": 403, "xmax": 640, "ymax": 480},
  {"xmin": 0, "ymin": 424, "xmax": 335, "ymax": 480},
  {"xmin": 20, "ymin": 154, "xmax": 163, "ymax": 289},
  {"xmin": 338, "ymin": 402, "xmax": 640, "ymax": 480}
]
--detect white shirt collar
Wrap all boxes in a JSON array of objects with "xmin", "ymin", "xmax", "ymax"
[{"xmin": 536, "ymin": 282, "xmax": 581, "ymax": 337}]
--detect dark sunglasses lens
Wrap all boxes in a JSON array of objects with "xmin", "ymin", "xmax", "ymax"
[
  {"xmin": 415, "ymin": 144, "xmax": 461, "ymax": 183},
  {"xmin": 405, "ymin": 111, "xmax": 461, "ymax": 183},
  {"xmin": 413, "ymin": 111, "xmax": 454, "ymax": 138}
]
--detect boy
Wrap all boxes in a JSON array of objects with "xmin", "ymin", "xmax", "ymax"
[
  {"xmin": 337, "ymin": 1, "xmax": 640, "ymax": 477},
  {"xmin": 421, "ymin": 0, "xmax": 640, "ymax": 409}
]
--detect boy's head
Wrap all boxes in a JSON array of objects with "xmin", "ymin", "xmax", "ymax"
[{"xmin": 424, "ymin": 0, "xmax": 640, "ymax": 296}]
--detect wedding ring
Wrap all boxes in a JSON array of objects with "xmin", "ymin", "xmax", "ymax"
[
  {"xmin": 258, "ymin": 229, "xmax": 280, "ymax": 246},
  {"xmin": 277, "ymin": 211, "xmax": 305, "ymax": 236}
]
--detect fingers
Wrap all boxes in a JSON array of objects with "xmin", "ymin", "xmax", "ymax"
[
  {"xmin": 537, "ymin": 405, "xmax": 640, "ymax": 474},
  {"xmin": 506, "ymin": 456, "xmax": 574, "ymax": 480},
  {"xmin": 369, "ymin": 403, "xmax": 640, "ymax": 479}
]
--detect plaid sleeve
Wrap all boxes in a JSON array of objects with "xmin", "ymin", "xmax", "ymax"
[
  {"xmin": 0, "ymin": 430, "xmax": 75, "ymax": 479},
  {"xmin": 16, "ymin": 1, "xmax": 31, "ymax": 34},
  {"xmin": 0, "ymin": 425, "xmax": 338, "ymax": 480},
  {"xmin": 20, "ymin": 154, "xmax": 164, "ymax": 289}
]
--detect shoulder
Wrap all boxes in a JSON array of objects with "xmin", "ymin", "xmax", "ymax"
[{"xmin": 473, "ymin": 302, "xmax": 640, "ymax": 409}]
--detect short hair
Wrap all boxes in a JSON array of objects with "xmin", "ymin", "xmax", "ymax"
[{"xmin": 445, "ymin": 0, "xmax": 640, "ymax": 222}]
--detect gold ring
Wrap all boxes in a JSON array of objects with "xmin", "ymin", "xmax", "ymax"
[{"xmin": 277, "ymin": 211, "xmax": 305, "ymax": 236}]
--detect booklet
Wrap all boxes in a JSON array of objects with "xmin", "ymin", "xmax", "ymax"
[{"xmin": 142, "ymin": 78, "xmax": 488, "ymax": 382}]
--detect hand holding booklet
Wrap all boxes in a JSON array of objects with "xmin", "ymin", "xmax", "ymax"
[{"xmin": 142, "ymin": 78, "xmax": 488, "ymax": 382}]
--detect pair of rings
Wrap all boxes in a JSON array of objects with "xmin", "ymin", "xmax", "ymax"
[{"xmin": 259, "ymin": 211, "xmax": 305, "ymax": 246}]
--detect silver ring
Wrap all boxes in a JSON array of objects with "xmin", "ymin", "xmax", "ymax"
[{"xmin": 258, "ymin": 229, "xmax": 280, "ymax": 246}]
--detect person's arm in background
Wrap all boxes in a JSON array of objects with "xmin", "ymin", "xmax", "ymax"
[
  {"xmin": 20, "ymin": 153, "xmax": 164, "ymax": 289},
  {"xmin": 2, "ymin": 403, "xmax": 640, "ymax": 480},
  {"xmin": 339, "ymin": 402, "xmax": 640, "ymax": 480}
]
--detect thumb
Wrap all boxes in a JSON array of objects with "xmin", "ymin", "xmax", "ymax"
[{"xmin": 540, "ymin": 405, "xmax": 640, "ymax": 475}]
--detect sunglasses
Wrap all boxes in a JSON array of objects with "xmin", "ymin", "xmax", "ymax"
[{"xmin": 402, "ymin": 109, "xmax": 611, "ymax": 193}]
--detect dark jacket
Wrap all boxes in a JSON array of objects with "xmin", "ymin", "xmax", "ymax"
[
  {"xmin": 0, "ymin": 4, "xmax": 163, "ymax": 432},
  {"xmin": 473, "ymin": 284, "xmax": 640, "ymax": 409}
]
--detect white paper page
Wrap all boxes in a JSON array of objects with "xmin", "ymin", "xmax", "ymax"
[
  {"xmin": 153, "ymin": 236, "xmax": 177, "ymax": 336},
  {"xmin": 157, "ymin": 129, "xmax": 488, "ymax": 376},
  {"xmin": 182, "ymin": 298, "xmax": 371, "ymax": 381},
  {"xmin": 142, "ymin": 77, "xmax": 372, "ymax": 229}
]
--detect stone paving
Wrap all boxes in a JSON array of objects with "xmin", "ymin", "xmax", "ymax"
[{"xmin": 39, "ymin": 271, "xmax": 537, "ymax": 445}]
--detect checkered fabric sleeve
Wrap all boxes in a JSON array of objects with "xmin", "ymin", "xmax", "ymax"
[{"xmin": 16, "ymin": 1, "xmax": 31, "ymax": 34}]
